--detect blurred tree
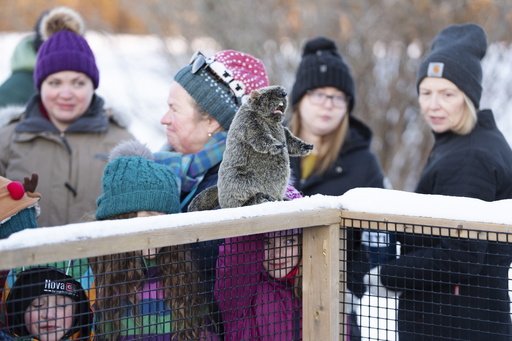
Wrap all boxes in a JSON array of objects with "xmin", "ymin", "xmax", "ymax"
[{"xmin": 1, "ymin": 0, "xmax": 511, "ymax": 190}]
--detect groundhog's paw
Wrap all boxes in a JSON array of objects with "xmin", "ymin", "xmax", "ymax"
[
  {"xmin": 243, "ymin": 193, "xmax": 276, "ymax": 206},
  {"xmin": 299, "ymin": 142, "xmax": 314, "ymax": 156},
  {"xmin": 270, "ymin": 142, "xmax": 286, "ymax": 155}
]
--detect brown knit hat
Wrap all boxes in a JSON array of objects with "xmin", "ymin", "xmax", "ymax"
[{"xmin": 0, "ymin": 175, "xmax": 41, "ymax": 238}]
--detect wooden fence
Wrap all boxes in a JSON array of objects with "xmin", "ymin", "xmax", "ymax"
[{"xmin": 1, "ymin": 188, "xmax": 511, "ymax": 340}]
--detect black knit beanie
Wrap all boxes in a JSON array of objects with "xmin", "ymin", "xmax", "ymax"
[
  {"xmin": 6, "ymin": 267, "xmax": 92, "ymax": 339},
  {"xmin": 416, "ymin": 23, "xmax": 487, "ymax": 109},
  {"xmin": 291, "ymin": 36, "xmax": 356, "ymax": 113}
]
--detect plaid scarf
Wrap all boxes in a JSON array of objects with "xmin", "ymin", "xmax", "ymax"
[{"xmin": 153, "ymin": 131, "xmax": 227, "ymax": 209}]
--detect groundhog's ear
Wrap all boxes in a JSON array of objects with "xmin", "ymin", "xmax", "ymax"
[{"xmin": 250, "ymin": 89, "xmax": 261, "ymax": 100}]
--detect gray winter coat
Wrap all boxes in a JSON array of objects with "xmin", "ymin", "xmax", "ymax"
[{"xmin": 0, "ymin": 94, "xmax": 134, "ymax": 227}]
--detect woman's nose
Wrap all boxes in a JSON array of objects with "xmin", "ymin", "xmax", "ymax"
[
  {"xmin": 161, "ymin": 111, "xmax": 173, "ymax": 125},
  {"xmin": 323, "ymin": 96, "xmax": 335, "ymax": 108},
  {"xmin": 429, "ymin": 94, "xmax": 441, "ymax": 109},
  {"xmin": 58, "ymin": 86, "xmax": 73, "ymax": 98}
]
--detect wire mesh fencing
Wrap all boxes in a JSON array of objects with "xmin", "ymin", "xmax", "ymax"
[
  {"xmin": 343, "ymin": 216, "xmax": 512, "ymax": 341},
  {"xmin": 0, "ymin": 195, "xmax": 511, "ymax": 340}
]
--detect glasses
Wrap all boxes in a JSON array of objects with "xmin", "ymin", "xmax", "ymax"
[
  {"xmin": 189, "ymin": 50, "xmax": 247, "ymax": 105},
  {"xmin": 307, "ymin": 90, "xmax": 350, "ymax": 108}
]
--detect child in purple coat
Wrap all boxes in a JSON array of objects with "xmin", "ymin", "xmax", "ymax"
[{"xmin": 215, "ymin": 187, "xmax": 303, "ymax": 341}]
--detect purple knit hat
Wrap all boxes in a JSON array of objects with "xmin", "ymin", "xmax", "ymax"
[{"xmin": 34, "ymin": 7, "xmax": 99, "ymax": 90}]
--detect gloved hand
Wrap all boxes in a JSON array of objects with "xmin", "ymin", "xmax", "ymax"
[{"xmin": 363, "ymin": 266, "xmax": 402, "ymax": 298}]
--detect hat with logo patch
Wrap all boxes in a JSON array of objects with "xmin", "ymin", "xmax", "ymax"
[
  {"xmin": 5, "ymin": 266, "xmax": 92, "ymax": 338},
  {"xmin": 416, "ymin": 23, "xmax": 487, "ymax": 108}
]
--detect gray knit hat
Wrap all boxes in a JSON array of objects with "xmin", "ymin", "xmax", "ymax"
[
  {"xmin": 291, "ymin": 36, "xmax": 356, "ymax": 113},
  {"xmin": 174, "ymin": 50, "xmax": 268, "ymax": 130},
  {"xmin": 95, "ymin": 141, "xmax": 180, "ymax": 220},
  {"xmin": 416, "ymin": 23, "xmax": 487, "ymax": 108}
]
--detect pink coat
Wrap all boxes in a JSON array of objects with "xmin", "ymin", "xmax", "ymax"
[{"xmin": 215, "ymin": 235, "xmax": 302, "ymax": 341}]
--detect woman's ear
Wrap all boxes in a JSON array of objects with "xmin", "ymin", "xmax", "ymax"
[{"xmin": 208, "ymin": 117, "xmax": 223, "ymax": 134}]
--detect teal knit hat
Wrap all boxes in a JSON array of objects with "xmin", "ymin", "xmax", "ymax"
[
  {"xmin": 96, "ymin": 141, "xmax": 180, "ymax": 220},
  {"xmin": 174, "ymin": 50, "xmax": 268, "ymax": 130}
]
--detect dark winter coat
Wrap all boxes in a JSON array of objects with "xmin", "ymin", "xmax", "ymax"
[
  {"xmin": 0, "ymin": 94, "xmax": 134, "ymax": 227},
  {"xmin": 290, "ymin": 115, "xmax": 389, "ymax": 298},
  {"xmin": 381, "ymin": 110, "xmax": 512, "ymax": 340}
]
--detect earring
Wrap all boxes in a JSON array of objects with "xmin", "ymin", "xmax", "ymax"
[{"xmin": 208, "ymin": 133, "xmax": 212, "ymax": 137}]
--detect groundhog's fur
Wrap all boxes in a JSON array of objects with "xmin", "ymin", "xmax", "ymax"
[{"xmin": 189, "ymin": 85, "xmax": 313, "ymax": 211}]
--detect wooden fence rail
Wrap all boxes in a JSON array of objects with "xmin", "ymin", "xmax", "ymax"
[{"xmin": 1, "ymin": 188, "xmax": 511, "ymax": 340}]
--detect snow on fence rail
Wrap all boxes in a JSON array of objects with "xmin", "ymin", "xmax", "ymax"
[{"xmin": 1, "ymin": 188, "xmax": 511, "ymax": 340}]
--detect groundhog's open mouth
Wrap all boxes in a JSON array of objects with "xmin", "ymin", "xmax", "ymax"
[{"xmin": 273, "ymin": 101, "xmax": 285, "ymax": 115}]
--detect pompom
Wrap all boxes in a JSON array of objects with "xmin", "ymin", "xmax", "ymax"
[
  {"xmin": 40, "ymin": 6, "xmax": 85, "ymax": 41},
  {"xmin": 108, "ymin": 140, "xmax": 154, "ymax": 162},
  {"xmin": 303, "ymin": 36, "xmax": 338, "ymax": 57},
  {"xmin": 7, "ymin": 181, "xmax": 25, "ymax": 200}
]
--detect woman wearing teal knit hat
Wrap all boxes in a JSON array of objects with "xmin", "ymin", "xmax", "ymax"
[{"xmin": 91, "ymin": 140, "xmax": 218, "ymax": 340}]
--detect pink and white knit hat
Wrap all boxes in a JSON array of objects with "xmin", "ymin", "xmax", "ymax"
[{"xmin": 174, "ymin": 49, "xmax": 269, "ymax": 130}]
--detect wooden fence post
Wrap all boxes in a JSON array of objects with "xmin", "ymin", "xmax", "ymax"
[{"xmin": 303, "ymin": 222, "xmax": 342, "ymax": 340}]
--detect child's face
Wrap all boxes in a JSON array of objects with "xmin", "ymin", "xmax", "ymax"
[
  {"xmin": 263, "ymin": 234, "xmax": 301, "ymax": 279},
  {"xmin": 24, "ymin": 294, "xmax": 75, "ymax": 341}
]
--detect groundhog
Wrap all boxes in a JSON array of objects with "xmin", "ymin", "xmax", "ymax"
[{"xmin": 189, "ymin": 85, "xmax": 313, "ymax": 211}]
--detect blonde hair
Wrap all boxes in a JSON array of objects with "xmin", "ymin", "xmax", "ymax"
[
  {"xmin": 289, "ymin": 105, "xmax": 349, "ymax": 175},
  {"xmin": 451, "ymin": 94, "xmax": 478, "ymax": 135},
  {"xmin": 90, "ymin": 212, "xmax": 212, "ymax": 340}
]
